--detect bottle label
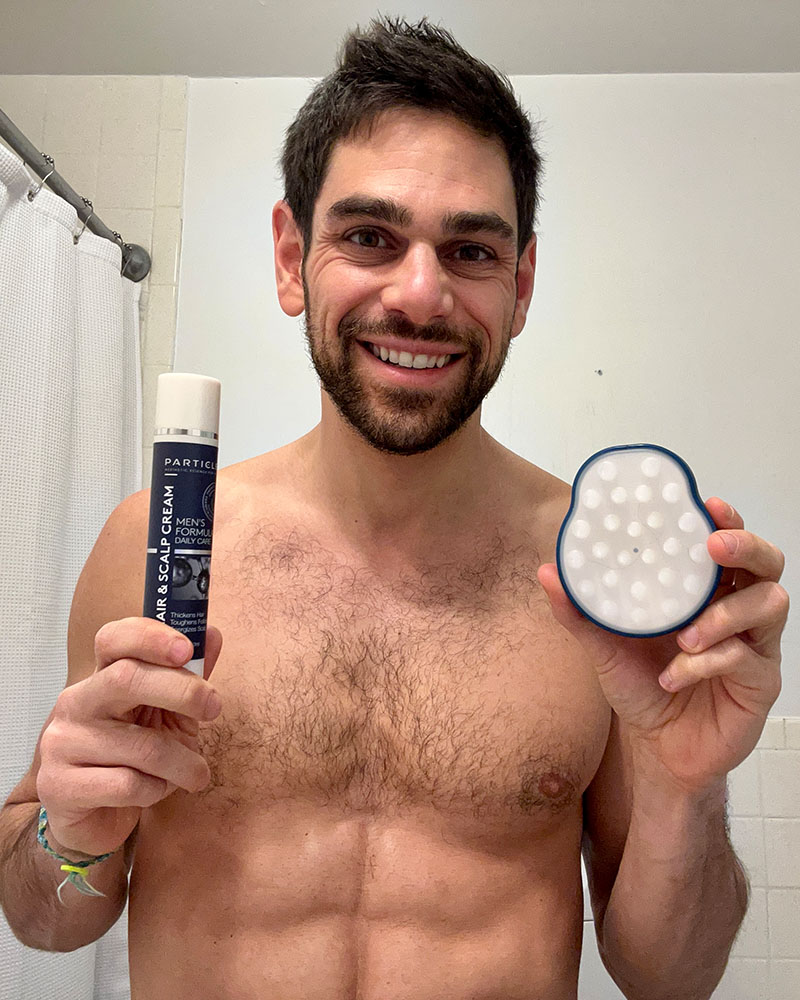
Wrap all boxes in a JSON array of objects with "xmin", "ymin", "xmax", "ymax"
[{"xmin": 143, "ymin": 440, "xmax": 218, "ymax": 663}]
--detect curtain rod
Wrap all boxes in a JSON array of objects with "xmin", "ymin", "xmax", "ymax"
[{"xmin": 0, "ymin": 107, "xmax": 151, "ymax": 281}]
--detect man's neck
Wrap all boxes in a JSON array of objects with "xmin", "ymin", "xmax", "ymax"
[{"xmin": 298, "ymin": 400, "xmax": 503, "ymax": 563}]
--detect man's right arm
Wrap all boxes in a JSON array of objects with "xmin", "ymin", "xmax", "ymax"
[
  {"xmin": 0, "ymin": 491, "xmax": 148, "ymax": 951},
  {"xmin": 0, "ymin": 741, "xmax": 136, "ymax": 952},
  {"xmin": 0, "ymin": 490, "xmax": 220, "ymax": 952}
]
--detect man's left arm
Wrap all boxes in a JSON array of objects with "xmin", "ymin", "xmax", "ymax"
[
  {"xmin": 585, "ymin": 721, "xmax": 749, "ymax": 1000},
  {"xmin": 539, "ymin": 497, "xmax": 789, "ymax": 1000}
]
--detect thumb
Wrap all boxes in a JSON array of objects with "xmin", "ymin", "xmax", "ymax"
[
  {"xmin": 203, "ymin": 625, "xmax": 223, "ymax": 681},
  {"xmin": 537, "ymin": 563, "xmax": 617, "ymax": 664}
]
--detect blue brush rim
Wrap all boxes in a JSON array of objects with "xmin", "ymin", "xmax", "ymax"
[{"xmin": 555, "ymin": 443, "xmax": 723, "ymax": 639}]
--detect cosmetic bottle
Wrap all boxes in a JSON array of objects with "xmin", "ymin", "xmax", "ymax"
[{"xmin": 143, "ymin": 373, "xmax": 221, "ymax": 676}]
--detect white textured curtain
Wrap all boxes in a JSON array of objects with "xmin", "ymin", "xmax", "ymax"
[{"xmin": 0, "ymin": 143, "xmax": 140, "ymax": 999}]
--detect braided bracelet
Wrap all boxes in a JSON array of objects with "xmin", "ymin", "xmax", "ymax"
[{"xmin": 37, "ymin": 806, "xmax": 118, "ymax": 904}]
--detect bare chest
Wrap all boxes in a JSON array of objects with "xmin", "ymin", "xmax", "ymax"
[{"xmin": 198, "ymin": 523, "xmax": 610, "ymax": 830}]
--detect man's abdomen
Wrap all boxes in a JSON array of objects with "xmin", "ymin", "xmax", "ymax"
[{"xmin": 128, "ymin": 799, "xmax": 585, "ymax": 1000}]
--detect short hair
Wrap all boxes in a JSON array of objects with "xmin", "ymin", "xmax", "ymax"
[{"xmin": 280, "ymin": 15, "xmax": 542, "ymax": 261}]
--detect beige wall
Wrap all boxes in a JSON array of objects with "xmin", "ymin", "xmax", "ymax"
[{"xmin": 0, "ymin": 74, "xmax": 185, "ymax": 490}]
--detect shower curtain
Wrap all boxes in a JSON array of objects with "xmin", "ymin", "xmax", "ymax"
[{"xmin": 0, "ymin": 143, "xmax": 140, "ymax": 999}]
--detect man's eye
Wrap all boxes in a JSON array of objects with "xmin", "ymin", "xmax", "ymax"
[
  {"xmin": 454, "ymin": 244, "xmax": 492, "ymax": 262},
  {"xmin": 345, "ymin": 228, "xmax": 388, "ymax": 249}
]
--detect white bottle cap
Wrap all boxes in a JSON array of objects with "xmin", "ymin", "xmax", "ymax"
[{"xmin": 154, "ymin": 373, "xmax": 221, "ymax": 437}]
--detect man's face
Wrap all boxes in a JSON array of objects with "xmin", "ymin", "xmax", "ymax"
[{"xmin": 301, "ymin": 110, "xmax": 524, "ymax": 455}]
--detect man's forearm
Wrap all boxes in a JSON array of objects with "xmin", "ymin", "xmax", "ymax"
[
  {"xmin": 598, "ymin": 771, "xmax": 749, "ymax": 1000},
  {"xmin": 0, "ymin": 801, "xmax": 130, "ymax": 952}
]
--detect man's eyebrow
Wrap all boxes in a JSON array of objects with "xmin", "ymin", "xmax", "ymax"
[
  {"xmin": 325, "ymin": 196, "xmax": 412, "ymax": 229},
  {"xmin": 324, "ymin": 196, "xmax": 516, "ymax": 246}
]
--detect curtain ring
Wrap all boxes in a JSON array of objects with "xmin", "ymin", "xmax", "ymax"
[
  {"xmin": 73, "ymin": 198, "xmax": 94, "ymax": 244},
  {"xmin": 27, "ymin": 154, "xmax": 56, "ymax": 201}
]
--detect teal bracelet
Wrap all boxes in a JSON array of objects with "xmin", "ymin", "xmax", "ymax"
[{"xmin": 36, "ymin": 806, "xmax": 117, "ymax": 904}]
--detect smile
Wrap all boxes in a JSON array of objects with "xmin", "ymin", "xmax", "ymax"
[{"xmin": 362, "ymin": 341, "xmax": 454, "ymax": 369}]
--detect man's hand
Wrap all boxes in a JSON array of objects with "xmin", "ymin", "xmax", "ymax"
[
  {"xmin": 36, "ymin": 618, "xmax": 223, "ymax": 858},
  {"xmin": 537, "ymin": 497, "xmax": 788, "ymax": 794}
]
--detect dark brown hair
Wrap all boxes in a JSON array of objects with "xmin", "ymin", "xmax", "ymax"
[{"xmin": 280, "ymin": 15, "xmax": 542, "ymax": 261}]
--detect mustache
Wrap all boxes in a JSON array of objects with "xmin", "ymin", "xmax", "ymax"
[{"xmin": 338, "ymin": 313, "xmax": 480, "ymax": 353}]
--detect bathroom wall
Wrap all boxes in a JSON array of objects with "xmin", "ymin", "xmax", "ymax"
[
  {"xmin": 1, "ymin": 71, "xmax": 798, "ymax": 999},
  {"xmin": 0, "ymin": 74, "xmax": 187, "ymax": 487}
]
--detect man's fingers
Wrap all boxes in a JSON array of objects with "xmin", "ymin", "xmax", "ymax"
[
  {"xmin": 706, "ymin": 530, "xmax": 786, "ymax": 584},
  {"xmin": 41, "ymin": 718, "xmax": 211, "ymax": 796},
  {"xmin": 536, "ymin": 563, "xmax": 617, "ymax": 668},
  {"xmin": 94, "ymin": 617, "xmax": 193, "ymax": 671},
  {"xmin": 203, "ymin": 625, "xmax": 223, "ymax": 681},
  {"xmin": 677, "ymin": 581, "xmax": 790, "ymax": 657},
  {"xmin": 62, "ymin": 659, "xmax": 221, "ymax": 724},
  {"xmin": 705, "ymin": 497, "xmax": 745, "ymax": 531}
]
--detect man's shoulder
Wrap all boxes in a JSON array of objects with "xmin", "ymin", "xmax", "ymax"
[
  {"xmin": 496, "ymin": 444, "xmax": 571, "ymax": 509},
  {"xmin": 217, "ymin": 439, "xmax": 302, "ymax": 494},
  {"xmin": 493, "ymin": 446, "xmax": 572, "ymax": 557}
]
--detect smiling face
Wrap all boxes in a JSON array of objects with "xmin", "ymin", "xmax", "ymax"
[{"xmin": 277, "ymin": 109, "xmax": 536, "ymax": 455}]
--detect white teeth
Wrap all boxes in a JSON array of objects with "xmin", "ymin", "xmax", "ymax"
[{"xmin": 367, "ymin": 342, "xmax": 453, "ymax": 370}]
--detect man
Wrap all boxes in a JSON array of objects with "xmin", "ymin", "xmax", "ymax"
[{"xmin": 0, "ymin": 17, "xmax": 788, "ymax": 1000}]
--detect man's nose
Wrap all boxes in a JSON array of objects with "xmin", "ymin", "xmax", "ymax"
[{"xmin": 379, "ymin": 243, "xmax": 455, "ymax": 327}]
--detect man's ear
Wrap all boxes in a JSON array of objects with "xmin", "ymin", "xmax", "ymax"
[
  {"xmin": 510, "ymin": 233, "xmax": 537, "ymax": 339},
  {"xmin": 272, "ymin": 199, "xmax": 305, "ymax": 317}
]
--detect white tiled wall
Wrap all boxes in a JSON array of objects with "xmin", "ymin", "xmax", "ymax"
[
  {"xmin": 0, "ymin": 74, "xmax": 187, "ymax": 489},
  {"xmin": 1, "ymin": 73, "xmax": 797, "ymax": 1000},
  {"xmin": 580, "ymin": 718, "xmax": 800, "ymax": 999}
]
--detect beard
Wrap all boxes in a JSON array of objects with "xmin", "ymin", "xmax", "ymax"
[{"xmin": 302, "ymin": 286, "xmax": 513, "ymax": 456}]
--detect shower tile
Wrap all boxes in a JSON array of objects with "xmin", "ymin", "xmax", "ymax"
[
  {"xmin": 758, "ymin": 717, "xmax": 786, "ymax": 749},
  {"xmin": 767, "ymin": 890, "xmax": 800, "ymax": 958},
  {"xmin": 0, "ymin": 76, "xmax": 48, "ymax": 148},
  {"xmin": 144, "ymin": 284, "xmax": 178, "ymax": 369},
  {"xmin": 43, "ymin": 76, "xmax": 103, "ymax": 156},
  {"xmin": 770, "ymin": 959, "xmax": 800, "ymax": 1000},
  {"xmin": 101, "ymin": 76, "xmax": 161, "ymax": 153},
  {"xmin": 785, "ymin": 719, "xmax": 800, "ymax": 750},
  {"xmin": 731, "ymin": 887, "xmax": 769, "ymax": 958},
  {"xmin": 729, "ymin": 751, "xmax": 761, "ymax": 816},
  {"xmin": 151, "ymin": 206, "xmax": 183, "ymax": 285},
  {"xmin": 142, "ymin": 363, "xmax": 172, "ymax": 450},
  {"xmin": 730, "ymin": 817, "xmax": 767, "ymax": 887},
  {"xmin": 155, "ymin": 128, "xmax": 186, "ymax": 207},
  {"xmin": 710, "ymin": 959, "xmax": 768, "ymax": 999},
  {"xmin": 96, "ymin": 153, "xmax": 157, "ymax": 210},
  {"xmin": 160, "ymin": 77, "xmax": 188, "ymax": 132},
  {"xmin": 761, "ymin": 750, "xmax": 800, "ymax": 817},
  {"xmin": 764, "ymin": 819, "xmax": 800, "ymax": 887},
  {"xmin": 39, "ymin": 151, "xmax": 99, "ymax": 207},
  {"xmin": 101, "ymin": 208, "xmax": 154, "ymax": 252}
]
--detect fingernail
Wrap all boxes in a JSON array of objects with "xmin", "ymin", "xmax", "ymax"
[
  {"xmin": 206, "ymin": 692, "xmax": 222, "ymax": 718},
  {"xmin": 171, "ymin": 637, "xmax": 190, "ymax": 662},
  {"xmin": 659, "ymin": 669, "xmax": 677, "ymax": 691},
  {"xmin": 679, "ymin": 625, "xmax": 700, "ymax": 650},
  {"xmin": 720, "ymin": 531, "xmax": 738, "ymax": 555}
]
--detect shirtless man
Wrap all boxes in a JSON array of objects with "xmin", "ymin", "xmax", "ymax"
[{"xmin": 0, "ymin": 17, "xmax": 789, "ymax": 1000}]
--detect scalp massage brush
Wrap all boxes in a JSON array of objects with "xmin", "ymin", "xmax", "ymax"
[{"xmin": 556, "ymin": 444, "xmax": 722, "ymax": 638}]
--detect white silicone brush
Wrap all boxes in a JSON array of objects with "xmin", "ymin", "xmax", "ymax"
[{"xmin": 556, "ymin": 444, "xmax": 722, "ymax": 638}]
